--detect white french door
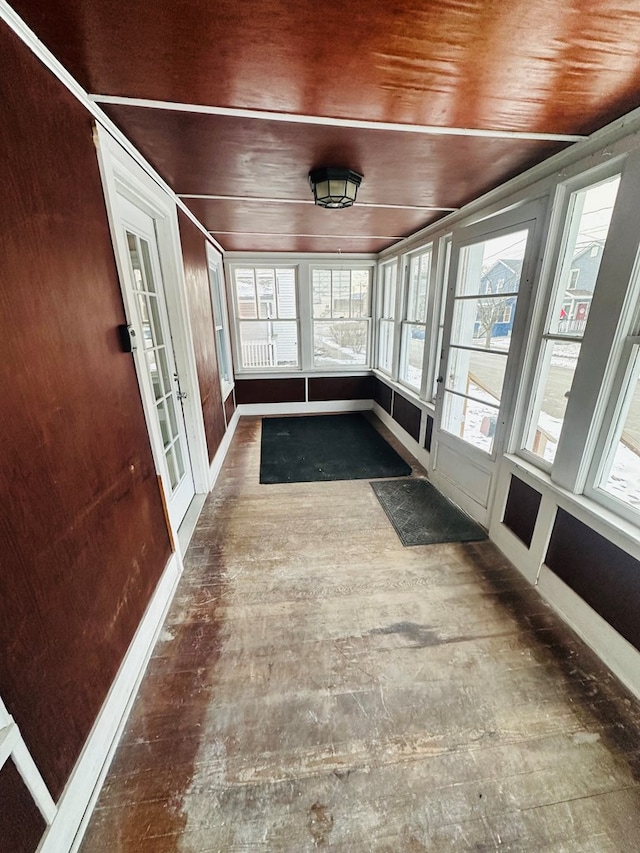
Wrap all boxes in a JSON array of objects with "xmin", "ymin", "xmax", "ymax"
[
  {"xmin": 431, "ymin": 202, "xmax": 545, "ymax": 523},
  {"xmin": 118, "ymin": 196, "xmax": 195, "ymax": 529}
]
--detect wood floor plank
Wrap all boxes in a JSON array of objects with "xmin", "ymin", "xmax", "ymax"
[{"xmin": 80, "ymin": 415, "xmax": 640, "ymax": 852}]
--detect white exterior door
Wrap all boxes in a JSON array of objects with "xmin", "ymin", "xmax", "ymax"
[
  {"xmin": 118, "ymin": 196, "xmax": 195, "ymax": 529},
  {"xmin": 431, "ymin": 202, "xmax": 545, "ymax": 524}
]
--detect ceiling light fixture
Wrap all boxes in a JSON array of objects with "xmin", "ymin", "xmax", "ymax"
[{"xmin": 309, "ymin": 167, "xmax": 363, "ymax": 209}]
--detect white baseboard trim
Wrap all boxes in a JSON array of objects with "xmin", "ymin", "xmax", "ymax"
[
  {"xmin": 209, "ymin": 407, "xmax": 240, "ymax": 490},
  {"xmin": 537, "ymin": 565, "xmax": 640, "ymax": 701},
  {"xmin": 35, "ymin": 553, "xmax": 182, "ymax": 853},
  {"xmin": 236, "ymin": 400, "xmax": 373, "ymax": 417}
]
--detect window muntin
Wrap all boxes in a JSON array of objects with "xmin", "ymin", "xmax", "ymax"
[
  {"xmin": 441, "ymin": 230, "xmax": 528, "ymax": 454},
  {"xmin": 232, "ymin": 267, "xmax": 298, "ymax": 369},
  {"xmin": 378, "ymin": 262, "xmax": 397, "ymax": 374},
  {"xmin": 400, "ymin": 247, "xmax": 432, "ymax": 390},
  {"xmin": 312, "ymin": 268, "xmax": 371, "ymax": 367},
  {"xmin": 524, "ymin": 175, "xmax": 620, "ymax": 465}
]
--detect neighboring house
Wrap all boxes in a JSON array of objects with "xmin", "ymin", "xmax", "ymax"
[{"xmin": 475, "ymin": 242, "xmax": 604, "ymax": 340}]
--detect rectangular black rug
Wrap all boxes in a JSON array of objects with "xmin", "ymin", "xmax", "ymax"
[
  {"xmin": 259, "ymin": 413, "xmax": 412, "ymax": 484},
  {"xmin": 371, "ymin": 478, "xmax": 487, "ymax": 546}
]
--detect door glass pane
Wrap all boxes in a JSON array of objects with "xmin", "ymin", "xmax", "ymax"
[
  {"xmin": 600, "ymin": 351, "xmax": 640, "ymax": 510},
  {"xmin": 146, "ymin": 350, "xmax": 162, "ymax": 400},
  {"xmin": 173, "ymin": 437, "xmax": 186, "ymax": 481},
  {"xmin": 452, "ymin": 297, "xmax": 516, "ymax": 352},
  {"xmin": 147, "ymin": 294, "xmax": 164, "ymax": 345},
  {"xmin": 446, "ymin": 348, "xmax": 507, "ymax": 404},
  {"xmin": 156, "ymin": 347, "xmax": 171, "ymax": 393},
  {"xmin": 156, "ymin": 400, "xmax": 171, "ymax": 447},
  {"xmin": 314, "ymin": 320, "xmax": 368, "ymax": 366},
  {"xmin": 140, "ymin": 239, "xmax": 156, "ymax": 293},
  {"xmin": 165, "ymin": 445, "xmax": 179, "ymax": 489},
  {"xmin": 457, "ymin": 231, "xmax": 528, "ymax": 297},
  {"xmin": 127, "ymin": 233, "xmax": 144, "ymax": 290},
  {"xmin": 166, "ymin": 395, "xmax": 179, "ymax": 439},
  {"xmin": 400, "ymin": 324, "xmax": 425, "ymax": 389},
  {"xmin": 442, "ymin": 391, "xmax": 499, "ymax": 454},
  {"xmin": 526, "ymin": 341, "xmax": 581, "ymax": 463}
]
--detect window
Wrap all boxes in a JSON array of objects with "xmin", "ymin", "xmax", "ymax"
[
  {"xmin": 400, "ymin": 247, "xmax": 432, "ymax": 390},
  {"xmin": 377, "ymin": 260, "xmax": 397, "ymax": 374},
  {"xmin": 523, "ymin": 174, "xmax": 620, "ymax": 465},
  {"xmin": 568, "ymin": 268, "xmax": 580, "ymax": 289},
  {"xmin": 207, "ymin": 248, "xmax": 234, "ymax": 399},
  {"xmin": 232, "ymin": 267, "xmax": 298, "ymax": 369},
  {"xmin": 312, "ymin": 268, "xmax": 371, "ymax": 367}
]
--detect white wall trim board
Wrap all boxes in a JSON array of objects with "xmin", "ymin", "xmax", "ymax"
[
  {"xmin": 34, "ymin": 553, "xmax": 182, "ymax": 853},
  {"xmin": 236, "ymin": 400, "xmax": 373, "ymax": 418},
  {"xmin": 209, "ymin": 407, "xmax": 241, "ymax": 491},
  {"xmin": 88, "ymin": 95, "xmax": 586, "ymax": 143},
  {"xmin": 537, "ymin": 566, "xmax": 640, "ymax": 701}
]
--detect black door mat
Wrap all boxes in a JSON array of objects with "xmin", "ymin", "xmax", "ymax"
[
  {"xmin": 371, "ymin": 478, "xmax": 487, "ymax": 546},
  {"xmin": 260, "ymin": 413, "xmax": 412, "ymax": 484}
]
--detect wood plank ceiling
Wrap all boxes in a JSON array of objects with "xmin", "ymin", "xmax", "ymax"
[{"xmin": 13, "ymin": 0, "xmax": 640, "ymax": 253}]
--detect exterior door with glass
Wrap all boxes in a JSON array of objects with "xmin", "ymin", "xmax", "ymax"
[
  {"xmin": 118, "ymin": 196, "xmax": 195, "ymax": 530},
  {"xmin": 431, "ymin": 203, "xmax": 544, "ymax": 523}
]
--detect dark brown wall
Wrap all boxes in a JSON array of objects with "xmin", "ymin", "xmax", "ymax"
[
  {"xmin": 235, "ymin": 378, "xmax": 305, "ymax": 404},
  {"xmin": 0, "ymin": 23, "xmax": 172, "ymax": 808},
  {"xmin": 178, "ymin": 212, "xmax": 226, "ymax": 462},
  {"xmin": 545, "ymin": 509, "xmax": 640, "ymax": 652},
  {"xmin": 0, "ymin": 761, "xmax": 46, "ymax": 853},
  {"xmin": 224, "ymin": 388, "xmax": 236, "ymax": 425},
  {"xmin": 503, "ymin": 476, "xmax": 542, "ymax": 548},
  {"xmin": 392, "ymin": 392, "xmax": 422, "ymax": 442},
  {"xmin": 308, "ymin": 375, "xmax": 375, "ymax": 401},
  {"xmin": 373, "ymin": 378, "xmax": 393, "ymax": 414}
]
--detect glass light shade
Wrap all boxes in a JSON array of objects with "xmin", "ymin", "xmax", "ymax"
[{"xmin": 309, "ymin": 168, "xmax": 363, "ymax": 208}]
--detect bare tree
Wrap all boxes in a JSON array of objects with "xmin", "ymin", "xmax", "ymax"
[{"xmin": 476, "ymin": 298, "xmax": 510, "ymax": 348}]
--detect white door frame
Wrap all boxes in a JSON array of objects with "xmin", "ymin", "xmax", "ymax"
[
  {"xmin": 95, "ymin": 125, "xmax": 211, "ymax": 536},
  {"xmin": 430, "ymin": 199, "xmax": 548, "ymax": 524}
]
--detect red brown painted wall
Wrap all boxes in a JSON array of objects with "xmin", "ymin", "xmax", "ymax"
[
  {"xmin": 0, "ymin": 22, "xmax": 172, "ymax": 820},
  {"xmin": 178, "ymin": 212, "xmax": 226, "ymax": 462}
]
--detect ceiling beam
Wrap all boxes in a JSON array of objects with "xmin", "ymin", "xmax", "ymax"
[{"xmin": 90, "ymin": 95, "xmax": 587, "ymax": 143}]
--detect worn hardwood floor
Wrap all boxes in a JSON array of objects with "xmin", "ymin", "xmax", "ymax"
[{"xmin": 80, "ymin": 415, "xmax": 640, "ymax": 852}]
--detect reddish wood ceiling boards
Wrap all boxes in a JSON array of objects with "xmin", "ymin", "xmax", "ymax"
[
  {"xmin": 102, "ymin": 106, "xmax": 564, "ymax": 252},
  {"xmin": 11, "ymin": 0, "xmax": 640, "ymax": 252},
  {"xmin": 12, "ymin": 0, "xmax": 640, "ymax": 134}
]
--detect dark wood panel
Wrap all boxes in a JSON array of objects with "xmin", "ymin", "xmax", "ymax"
[
  {"xmin": 373, "ymin": 378, "xmax": 393, "ymax": 414},
  {"xmin": 178, "ymin": 212, "xmax": 226, "ymax": 462},
  {"xmin": 224, "ymin": 388, "xmax": 236, "ymax": 425},
  {"xmin": 392, "ymin": 392, "xmax": 422, "ymax": 442},
  {"xmin": 235, "ymin": 378, "xmax": 306, "ymax": 404},
  {"xmin": 0, "ymin": 760, "xmax": 46, "ymax": 853},
  {"xmin": 0, "ymin": 26, "xmax": 172, "ymax": 799},
  {"xmin": 424, "ymin": 415, "xmax": 434, "ymax": 453},
  {"xmin": 545, "ymin": 509, "xmax": 640, "ymax": 652},
  {"xmin": 105, "ymin": 104, "xmax": 564, "ymax": 207},
  {"xmin": 308, "ymin": 375, "xmax": 375, "ymax": 402},
  {"xmin": 14, "ymin": 0, "xmax": 640, "ymax": 135},
  {"xmin": 503, "ymin": 476, "xmax": 542, "ymax": 548}
]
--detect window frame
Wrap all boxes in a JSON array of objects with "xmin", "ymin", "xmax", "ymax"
[
  {"xmin": 376, "ymin": 258, "xmax": 400, "ymax": 377},
  {"xmin": 397, "ymin": 244, "xmax": 434, "ymax": 396},
  {"xmin": 206, "ymin": 244, "xmax": 234, "ymax": 401},
  {"xmin": 227, "ymin": 263, "xmax": 301, "ymax": 373},
  {"xmin": 515, "ymin": 161, "xmax": 625, "ymax": 482}
]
